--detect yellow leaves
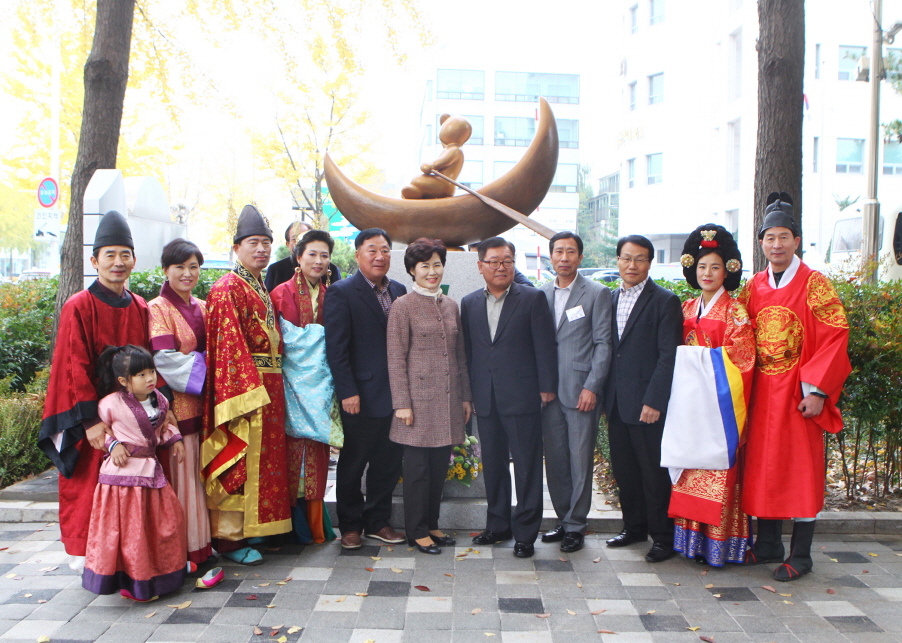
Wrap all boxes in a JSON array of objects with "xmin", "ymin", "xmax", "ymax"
[
  {"xmin": 687, "ymin": 626, "xmax": 700, "ymax": 631},
  {"xmin": 471, "ymin": 608, "xmax": 482, "ymax": 615},
  {"xmin": 167, "ymin": 601, "xmax": 191, "ymax": 609}
]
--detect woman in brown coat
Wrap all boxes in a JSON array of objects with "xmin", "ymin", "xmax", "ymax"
[{"xmin": 388, "ymin": 238, "xmax": 473, "ymax": 555}]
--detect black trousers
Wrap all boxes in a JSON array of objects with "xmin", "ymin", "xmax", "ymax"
[
  {"xmin": 607, "ymin": 404, "xmax": 674, "ymax": 545},
  {"xmin": 478, "ymin": 393, "xmax": 544, "ymax": 544},
  {"xmin": 402, "ymin": 444, "xmax": 453, "ymax": 541},
  {"xmin": 335, "ymin": 413, "xmax": 403, "ymax": 535}
]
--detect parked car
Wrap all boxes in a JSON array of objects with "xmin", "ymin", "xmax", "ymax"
[
  {"xmin": 648, "ymin": 263, "xmax": 686, "ymax": 282},
  {"xmin": 590, "ymin": 269, "xmax": 621, "ymax": 284},
  {"xmin": 17, "ymin": 269, "xmax": 52, "ymax": 282}
]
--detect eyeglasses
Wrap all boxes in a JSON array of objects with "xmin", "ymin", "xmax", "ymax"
[
  {"xmin": 617, "ymin": 255, "xmax": 650, "ymax": 266},
  {"xmin": 481, "ymin": 259, "xmax": 514, "ymax": 270}
]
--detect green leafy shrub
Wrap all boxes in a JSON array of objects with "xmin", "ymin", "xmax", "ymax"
[
  {"xmin": 0, "ymin": 278, "xmax": 56, "ymax": 390},
  {"xmin": 0, "ymin": 370, "xmax": 50, "ymax": 487}
]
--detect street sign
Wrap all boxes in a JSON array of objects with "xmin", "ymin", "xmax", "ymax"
[
  {"xmin": 37, "ymin": 177, "xmax": 59, "ymax": 208},
  {"xmin": 34, "ymin": 208, "xmax": 61, "ymax": 242}
]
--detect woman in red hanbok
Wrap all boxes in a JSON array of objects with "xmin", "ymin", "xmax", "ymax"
[
  {"xmin": 148, "ymin": 239, "xmax": 213, "ymax": 565},
  {"xmin": 666, "ymin": 225, "xmax": 756, "ymax": 566}
]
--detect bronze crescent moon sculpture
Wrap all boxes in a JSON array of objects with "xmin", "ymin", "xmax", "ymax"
[{"xmin": 324, "ymin": 97, "xmax": 559, "ymax": 247}]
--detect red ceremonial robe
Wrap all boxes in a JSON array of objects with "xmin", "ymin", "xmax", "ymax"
[
  {"xmin": 669, "ymin": 289, "xmax": 755, "ymax": 565},
  {"xmin": 38, "ymin": 280, "xmax": 149, "ymax": 556},
  {"xmin": 201, "ymin": 261, "xmax": 292, "ymax": 540},
  {"xmin": 738, "ymin": 258, "xmax": 851, "ymax": 519}
]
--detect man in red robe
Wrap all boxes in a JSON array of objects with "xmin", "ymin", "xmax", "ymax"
[
  {"xmin": 38, "ymin": 211, "xmax": 150, "ymax": 572},
  {"xmin": 739, "ymin": 193, "xmax": 851, "ymax": 581},
  {"xmin": 201, "ymin": 205, "xmax": 291, "ymax": 565}
]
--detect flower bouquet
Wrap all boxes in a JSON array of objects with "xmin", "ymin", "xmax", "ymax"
[{"xmin": 447, "ymin": 435, "xmax": 481, "ymax": 487}]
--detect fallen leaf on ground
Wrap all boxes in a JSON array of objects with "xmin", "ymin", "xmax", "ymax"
[
  {"xmin": 4, "ymin": 573, "xmax": 15, "ymax": 579},
  {"xmin": 576, "ymin": 582, "xmax": 583, "ymax": 588},
  {"xmin": 783, "ymin": 600, "xmax": 794, "ymax": 604},
  {"xmin": 38, "ymin": 566, "xmax": 57, "ymax": 572},
  {"xmin": 144, "ymin": 611, "xmax": 157, "ymax": 618},
  {"xmin": 365, "ymin": 567, "xmax": 375, "ymax": 572},
  {"xmin": 287, "ymin": 627, "xmax": 302, "ymax": 634},
  {"xmin": 484, "ymin": 634, "xmax": 495, "ymax": 637},
  {"xmin": 687, "ymin": 626, "xmax": 700, "ymax": 631},
  {"xmin": 869, "ymin": 552, "xmax": 878, "ymax": 557},
  {"xmin": 444, "ymin": 573, "xmax": 454, "ymax": 577},
  {"xmin": 559, "ymin": 557, "xmax": 567, "ymax": 562},
  {"xmin": 700, "ymin": 637, "xmax": 717, "ymax": 643},
  {"xmin": 270, "ymin": 625, "xmax": 282, "ymax": 631},
  {"xmin": 414, "ymin": 585, "xmax": 431, "ymax": 592},
  {"xmin": 471, "ymin": 607, "xmax": 482, "ymax": 615},
  {"xmin": 647, "ymin": 610, "xmax": 656, "ymax": 614},
  {"xmin": 700, "ymin": 569, "xmax": 708, "ymax": 576},
  {"xmin": 591, "ymin": 609, "xmax": 606, "ymax": 615},
  {"xmin": 371, "ymin": 556, "xmax": 382, "ymax": 561},
  {"xmin": 536, "ymin": 613, "xmax": 551, "ymax": 618},
  {"xmin": 282, "ymin": 576, "xmax": 292, "ymax": 582},
  {"xmin": 761, "ymin": 585, "xmax": 777, "ymax": 593},
  {"xmin": 827, "ymin": 589, "xmax": 836, "ymax": 594},
  {"xmin": 863, "ymin": 570, "xmax": 870, "ymax": 573},
  {"xmin": 24, "ymin": 594, "xmax": 31, "ymax": 598},
  {"xmin": 829, "ymin": 558, "xmax": 839, "ymax": 562},
  {"xmin": 673, "ymin": 582, "xmax": 681, "ymax": 586},
  {"xmin": 254, "ymin": 574, "xmax": 260, "ymax": 577},
  {"xmin": 593, "ymin": 557, "xmax": 601, "ymax": 563},
  {"xmin": 0, "ymin": 548, "xmax": 6, "ymax": 552},
  {"xmin": 566, "ymin": 609, "xmax": 577, "ymax": 615},
  {"xmin": 704, "ymin": 583, "xmax": 714, "ymax": 589},
  {"xmin": 778, "ymin": 593, "xmax": 792, "ymax": 597},
  {"xmin": 37, "ymin": 600, "xmax": 47, "ymax": 604},
  {"xmin": 257, "ymin": 582, "xmax": 270, "ymax": 587},
  {"xmin": 390, "ymin": 567, "xmax": 404, "ymax": 573},
  {"xmin": 276, "ymin": 581, "xmax": 288, "ymax": 586},
  {"xmin": 355, "ymin": 593, "xmax": 368, "ymax": 597},
  {"xmin": 276, "ymin": 637, "xmax": 287, "ymax": 643},
  {"xmin": 598, "ymin": 630, "xmax": 616, "ymax": 634},
  {"xmin": 387, "ymin": 547, "xmax": 394, "ymax": 552},
  {"xmin": 467, "ymin": 548, "xmax": 474, "ymax": 552},
  {"xmin": 167, "ymin": 601, "xmax": 191, "ymax": 609},
  {"xmin": 335, "ymin": 595, "xmax": 346, "ymax": 603},
  {"xmin": 266, "ymin": 603, "xmax": 276, "ymax": 608},
  {"xmin": 246, "ymin": 595, "xmax": 258, "ymax": 600},
  {"xmin": 37, "ymin": 637, "xmax": 51, "ymax": 643},
  {"xmin": 712, "ymin": 594, "xmax": 721, "ymax": 598},
  {"xmin": 253, "ymin": 626, "xmax": 263, "ymax": 635},
  {"xmin": 434, "ymin": 597, "xmax": 447, "ymax": 601}
]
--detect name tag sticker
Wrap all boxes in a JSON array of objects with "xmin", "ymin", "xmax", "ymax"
[{"xmin": 566, "ymin": 305, "xmax": 585, "ymax": 322}]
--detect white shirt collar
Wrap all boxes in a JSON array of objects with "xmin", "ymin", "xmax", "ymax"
[
  {"xmin": 767, "ymin": 254, "xmax": 801, "ymax": 289},
  {"xmin": 620, "ymin": 276, "xmax": 649, "ymax": 294},
  {"xmin": 697, "ymin": 286, "xmax": 725, "ymax": 318}
]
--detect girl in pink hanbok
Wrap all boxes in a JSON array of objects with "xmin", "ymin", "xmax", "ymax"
[{"xmin": 82, "ymin": 345, "xmax": 191, "ymax": 601}]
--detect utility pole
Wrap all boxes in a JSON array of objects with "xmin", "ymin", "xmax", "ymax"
[{"xmin": 862, "ymin": 0, "xmax": 883, "ymax": 283}]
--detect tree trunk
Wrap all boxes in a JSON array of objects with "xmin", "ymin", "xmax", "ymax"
[
  {"xmin": 753, "ymin": 0, "xmax": 805, "ymax": 272},
  {"xmin": 53, "ymin": 0, "xmax": 136, "ymax": 344}
]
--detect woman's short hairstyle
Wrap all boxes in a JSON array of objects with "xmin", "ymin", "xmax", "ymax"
[
  {"xmin": 615, "ymin": 235, "xmax": 655, "ymax": 263},
  {"xmin": 404, "ymin": 238, "xmax": 447, "ymax": 277},
  {"xmin": 160, "ymin": 238, "xmax": 204, "ymax": 269},
  {"xmin": 293, "ymin": 230, "xmax": 334, "ymax": 259}
]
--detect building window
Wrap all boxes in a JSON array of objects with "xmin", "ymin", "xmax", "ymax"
[
  {"xmin": 548, "ymin": 163, "xmax": 579, "ymax": 193},
  {"xmin": 725, "ymin": 209, "xmax": 739, "ymax": 236},
  {"xmin": 438, "ymin": 115, "xmax": 483, "ymax": 145},
  {"xmin": 647, "ymin": 153, "xmax": 662, "ymax": 184},
  {"xmin": 457, "ymin": 160, "xmax": 483, "ymax": 190},
  {"xmin": 557, "ymin": 119, "xmax": 579, "ymax": 148},
  {"xmin": 627, "ymin": 158, "xmax": 635, "ymax": 188},
  {"xmin": 648, "ymin": 73, "xmax": 663, "ymax": 104},
  {"xmin": 649, "ymin": 0, "xmax": 664, "ymax": 25},
  {"xmin": 813, "ymin": 137, "xmax": 819, "ymax": 173},
  {"xmin": 838, "ymin": 46, "xmax": 866, "ymax": 81},
  {"xmin": 436, "ymin": 69, "xmax": 484, "ymax": 99},
  {"xmin": 727, "ymin": 119, "xmax": 741, "ymax": 191},
  {"xmin": 494, "ymin": 117, "xmax": 535, "ymax": 147},
  {"xmin": 884, "ymin": 140, "xmax": 902, "ymax": 174},
  {"xmin": 495, "ymin": 72, "xmax": 579, "ymax": 104},
  {"xmin": 628, "ymin": 82, "xmax": 637, "ymax": 111},
  {"xmin": 728, "ymin": 29, "xmax": 742, "ymax": 101},
  {"xmin": 814, "ymin": 43, "xmax": 821, "ymax": 80},
  {"xmin": 629, "ymin": 5, "xmax": 638, "ymax": 33},
  {"xmin": 836, "ymin": 138, "xmax": 865, "ymax": 173}
]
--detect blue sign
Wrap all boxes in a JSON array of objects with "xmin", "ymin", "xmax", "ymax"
[{"xmin": 37, "ymin": 177, "xmax": 59, "ymax": 208}]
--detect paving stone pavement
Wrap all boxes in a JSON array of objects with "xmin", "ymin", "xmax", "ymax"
[{"xmin": 1, "ymin": 522, "xmax": 901, "ymax": 642}]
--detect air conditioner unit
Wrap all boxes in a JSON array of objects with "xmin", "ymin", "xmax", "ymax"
[{"xmin": 857, "ymin": 55, "xmax": 870, "ymax": 82}]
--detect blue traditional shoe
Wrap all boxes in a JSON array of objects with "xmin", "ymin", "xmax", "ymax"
[
  {"xmin": 247, "ymin": 537, "xmax": 266, "ymax": 545},
  {"xmin": 223, "ymin": 547, "xmax": 263, "ymax": 565}
]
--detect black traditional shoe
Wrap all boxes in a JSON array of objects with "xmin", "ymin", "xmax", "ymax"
[
  {"xmin": 560, "ymin": 532, "xmax": 584, "ymax": 553},
  {"xmin": 773, "ymin": 520, "xmax": 815, "ymax": 582},
  {"xmin": 472, "ymin": 530, "xmax": 512, "ymax": 545},
  {"xmin": 645, "ymin": 542, "xmax": 677, "ymax": 563},
  {"xmin": 513, "ymin": 541, "xmax": 535, "ymax": 558},
  {"xmin": 606, "ymin": 530, "xmax": 647, "ymax": 548},
  {"xmin": 541, "ymin": 524, "xmax": 566, "ymax": 543},
  {"xmin": 431, "ymin": 535, "xmax": 457, "ymax": 547},
  {"xmin": 412, "ymin": 541, "xmax": 442, "ymax": 555},
  {"xmin": 743, "ymin": 518, "xmax": 785, "ymax": 565}
]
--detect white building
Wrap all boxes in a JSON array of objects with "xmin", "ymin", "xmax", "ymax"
[
  {"xmin": 606, "ymin": 0, "xmax": 902, "ymax": 267},
  {"xmin": 415, "ymin": 67, "xmax": 581, "ymax": 271}
]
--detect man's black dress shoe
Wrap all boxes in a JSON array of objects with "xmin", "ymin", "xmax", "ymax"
[
  {"xmin": 411, "ymin": 541, "xmax": 442, "ymax": 555},
  {"xmin": 431, "ymin": 535, "xmax": 456, "ymax": 547},
  {"xmin": 606, "ymin": 530, "xmax": 648, "ymax": 548},
  {"xmin": 472, "ymin": 530, "xmax": 512, "ymax": 545},
  {"xmin": 560, "ymin": 532, "xmax": 584, "ymax": 553},
  {"xmin": 645, "ymin": 542, "xmax": 677, "ymax": 563},
  {"xmin": 541, "ymin": 525, "xmax": 566, "ymax": 543},
  {"xmin": 513, "ymin": 541, "xmax": 535, "ymax": 558}
]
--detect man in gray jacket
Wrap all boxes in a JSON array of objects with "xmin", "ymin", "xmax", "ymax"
[{"xmin": 540, "ymin": 232, "xmax": 613, "ymax": 552}]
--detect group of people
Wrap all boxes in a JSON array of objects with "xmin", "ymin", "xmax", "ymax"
[{"xmin": 35, "ymin": 190, "xmax": 850, "ymax": 603}]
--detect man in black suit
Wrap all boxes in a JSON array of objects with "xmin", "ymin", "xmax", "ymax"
[
  {"xmin": 604, "ymin": 234, "xmax": 683, "ymax": 562},
  {"xmin": 324, "ymin": 228, "xmax": 407, "ymax": 549},
  {"xmin": 460, "ymin": 237, "xmax": 557, "ymax": 558}
]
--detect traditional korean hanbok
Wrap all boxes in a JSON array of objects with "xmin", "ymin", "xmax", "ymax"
[
  {"xmin": 82, "ymin": 390, "xmax": 186, "ymax": 599},
  {"xmin": 271, "ymin": 271, "xmax": 339, "ymax": 544},
  {"xmin": 662, "ymin": 287, "xmax": 755, "ymax": 565},
  {"xmin": 148, "ymin": 281, "xmax": 213, "ymax": 564}
]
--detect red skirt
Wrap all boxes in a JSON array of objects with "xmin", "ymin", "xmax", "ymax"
[{"xmin": 82, "ymin": 484, "xmax": 187, "ymax": 599}]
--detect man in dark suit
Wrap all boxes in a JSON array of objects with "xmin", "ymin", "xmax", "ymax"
[
  {"xmin": 604, "ymin": 234, "xmax": 683, "ymax": 562},
  {"xmin": 324, "ymin": 228, "xmax": 407, "ymax": 549},
  {"xmin": 460, "ymin": 237, "xmax": 558, "ymax": 558}
]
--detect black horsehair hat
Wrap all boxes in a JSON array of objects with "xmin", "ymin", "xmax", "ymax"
[
  {"xmin": 758, "ymin": 191, "xmax": 799, "ymax": 239},
  {"xmin": 233, "ymin": 205, "xmax": 273, "ymax": 244},
  {"xmin": 93, "ymin": 210, "xmax": 134, "ymax": 251},
  {"xmin": 679, "ymin": 223, "xmax": 744, "ymax": 291}
]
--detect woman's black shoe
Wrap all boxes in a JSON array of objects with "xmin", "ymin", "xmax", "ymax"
[
  {"xmin": 412, "ymin": 541, "xmax": 442, "ymax": 555},
  {"xmin": 431, "ymin": 535, "xmax": 456, "ymax": 547}
]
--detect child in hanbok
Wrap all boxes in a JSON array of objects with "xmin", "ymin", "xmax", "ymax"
[{"xmin": 82, "ymin": 345, "xmax": 191, "ymax": 601}]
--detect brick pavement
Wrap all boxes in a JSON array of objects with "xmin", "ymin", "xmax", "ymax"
[{"xmin": 1, "ymin": 521, "xmax": 901, "ymax": 642}]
